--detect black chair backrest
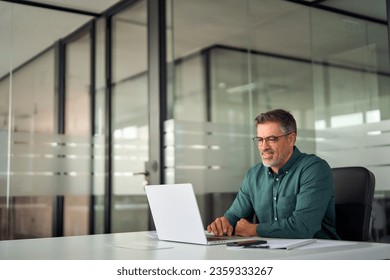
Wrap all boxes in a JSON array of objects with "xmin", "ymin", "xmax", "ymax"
[{"xmin": 332, "ymin": 167, "xmax": 375, "ymax": 241}]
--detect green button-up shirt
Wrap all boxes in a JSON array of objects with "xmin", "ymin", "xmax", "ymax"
[{"xmin": 225, "ymin": 146, "xmax": 340, "ymax": 239}]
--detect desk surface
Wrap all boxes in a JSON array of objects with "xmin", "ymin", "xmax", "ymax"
[{"xmin": 1, "ymin": 231, "xmax": 390, "ymax": 260}]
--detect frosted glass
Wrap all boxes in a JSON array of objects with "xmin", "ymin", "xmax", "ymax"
[
  {"xmin": 166, "ymin": 119, "xmax": 390, "ymax": 193},
  {"xmin": 0, "ymin": 132, "xmax": 105, "ymax": 196},
  {"xmin": 164, "ymin": 119, "xmax": 256, "ymax": 193},
  {"xmin": 316, "ymin": 120, "xmax": 390, "ymax": 191}
]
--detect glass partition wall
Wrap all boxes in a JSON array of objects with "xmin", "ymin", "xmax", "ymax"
[
  {"xmin": 110, "ymin": 0, "xmax": 149, "ymax": 233},
  {"xmin": 1, "ymin": 0, "xmax": 390, "ymax": 243},
  {"xmin": 167, "ymin": 0, "xmax": 390, "ymax": 241},
  {"xmin": 311, "ymin": 9, "xmax": 390, "ymax": 242},
  {"xmin": 166, "ymin": 0, "xmax": 316, "ymax": 225},
  {"xmin": 0, "ymin": 2, "xmax": 90, "ymax": 239},
  {"xmin": 63, "ymin": 26, "xmax": 93, "ymax": 236},
  {"xmin": 0, "ymin": 0, "xmax": 150, "ymax": 240}
]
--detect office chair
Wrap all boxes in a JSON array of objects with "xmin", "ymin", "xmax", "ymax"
[{"xmin": 332, "ymin": 166, "xmax": 375, "ymax": 241}]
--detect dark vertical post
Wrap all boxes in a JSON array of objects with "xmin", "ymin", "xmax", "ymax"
[
  {"xmin": 387, "ymin": 0, "xmax": 390, "ymax": 60},
  {"xmin": 53, "ymin": 40, "xmax": 65, "ymax": 237},
  {"xmin": 202, "ymin": 49, "xmax": 212, "ymax": 122},
  {"xmin": 147, "ymin": 0, "xmax": 167, "ymax": 231},
  {"xmin": 147, "ymin": 0, "xmax": 167, "ymax": 185},
  {"xmin": 104, "ymin": 16, "xmax": 113, "ymax": 234},
  {"xmin": 89, "ymin": 20, "xmax": 96, "ymax": 235}
]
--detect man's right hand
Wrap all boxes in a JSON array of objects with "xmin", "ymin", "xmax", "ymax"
[{"xmin": 207, "ymin": 216, "xmax": 233, "ymax": 236}]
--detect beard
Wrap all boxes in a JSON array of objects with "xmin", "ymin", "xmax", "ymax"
[{"xmin": 260, "ymin": 149, "xmax": 282, "ymax": 168}]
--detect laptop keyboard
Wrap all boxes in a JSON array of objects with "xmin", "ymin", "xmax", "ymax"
[{"xmin": 207, "ymin": 235, "xmax": 232, "ymax": 241}]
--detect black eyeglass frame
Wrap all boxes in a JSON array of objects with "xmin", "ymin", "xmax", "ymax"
[{"xmin": 252, "ymin": 132, "xmax": 293, "ymax": 145}]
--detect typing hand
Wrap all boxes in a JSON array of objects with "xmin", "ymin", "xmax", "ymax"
[
  {"xmin": 207, "ymin": 216, "xmax": 233, "ymax": 236},
  {"xmin": 234, "ymin": 218, "xmax": 258, "ymax": 237}
]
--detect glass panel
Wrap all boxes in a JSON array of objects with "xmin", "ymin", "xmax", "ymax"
[
  {"xmin": 93, "ymin": 18, "xmax": 107, "ymax": 234},
  {"xmin": 164, "ymin": 120, "xmax": 254, "ymax": 191},
  {"xmin": 168, "ymin": 0, "xmax": 390, "ymax": 241},
  {"xmin": 0, "ymin": 48, "xmax": 56, "ymax": 239},
  {"xmin": 0, "ymin": 1, "xmax": 93, "ymax": 240},
  {"xmin": 210, "ymin": 47, "xmax": 315, "ymax": 153},
  {"xmin": 0, "ymin": 3, "xmax": 12, "ymax": 239},
  {"xmin": 167, "ymin": 0, "xmax": 312, "ymax": 225},
  {"xmin": 111, "ymin": 0, "xmax": 149, "ymax": 233},
  {"xmin": 167, "ymin": 54, "xmax": 207, "ymax": 121},
  {"xmin": 311, "ymin": 8, "xmax": 390, "ymax": 242},
  {"xmin": 64, "ymin": 31, "xmax": 92, "ymax": 236}
]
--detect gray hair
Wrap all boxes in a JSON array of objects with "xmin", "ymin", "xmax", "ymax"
[{"xmin": 254, "ymin": 109, "xmax": 297, "ymax": 135}]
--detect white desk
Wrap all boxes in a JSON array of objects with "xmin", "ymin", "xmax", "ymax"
[{"xmin": 0, "ymin": 231, "xmax": 389, "ymax": 260}]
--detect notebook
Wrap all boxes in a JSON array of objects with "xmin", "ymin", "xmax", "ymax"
[
  {"xmin": 234, "ymin": 239, "xmax": 316, "ymax": 250},
  {"xmin": 145, "ymin": 183, "xmax": 257, "ymax": 245}
]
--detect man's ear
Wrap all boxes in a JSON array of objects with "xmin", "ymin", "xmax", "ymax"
[{"xmin": 289, "ymin": 132, "xmax": 297, "ymax": 146}]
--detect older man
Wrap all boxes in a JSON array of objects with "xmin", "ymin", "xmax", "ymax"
[{"xmin": 207, "ymin": 109, "xmax": 340, "ymax": 239}]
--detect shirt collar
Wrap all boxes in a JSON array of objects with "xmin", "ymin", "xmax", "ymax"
[{"xmin": 266, "ymin": 146, "xmax": 301, "ymax": 175}]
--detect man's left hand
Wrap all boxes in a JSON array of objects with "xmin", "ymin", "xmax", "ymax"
[{"xmin": 234, "ymin": 218, "xmax": 258, "ymax": 236}]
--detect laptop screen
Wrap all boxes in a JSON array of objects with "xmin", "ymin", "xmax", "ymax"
[{"xmin": 145, "ymin": 183, "xmax": 208, "ymax": 244}]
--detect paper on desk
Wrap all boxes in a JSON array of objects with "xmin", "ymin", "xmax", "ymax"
[
  {"xmin": 146, "ymin": 231, "xmax": 158, "ymax": 239},
  {"xmin": 230, "ymin": 239, "xmax": 316, "ymax": 250},
  {"xmin": 263, "ymin": 239, "xmax": 316, "ymax": 250},
  {"xmin": 294, "ymin": 239, "xmax": 356, "ymax": 250}
]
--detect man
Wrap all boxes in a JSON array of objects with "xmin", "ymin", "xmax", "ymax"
[{"xmin": 207, "ymin": 109, "xmax": 340, "ymax": 239}]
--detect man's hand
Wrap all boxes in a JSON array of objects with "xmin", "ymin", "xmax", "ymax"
[
  {"xmin": 234, "ymin": 218, "xmax": 258, "ymax": 237},
  {"xmin": 207, "ymin": 216, "xmax": 233, "ymax": 236}
]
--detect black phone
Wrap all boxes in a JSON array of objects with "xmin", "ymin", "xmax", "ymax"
[{"xmin": 226, "ymin": 240, "xmax": 267, "ymax": 247}]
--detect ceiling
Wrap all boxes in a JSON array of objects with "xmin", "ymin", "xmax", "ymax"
[
  {"xmin": 321, "ymin": 0, "xmax": 386, "ymax": 21},
  {"xmin": 0, "ymin": 0, "xmax": 388, "ymax": 79},
  {"xmin": 2, "ymin": 0, "xmax": 386, "ymax": 20},
  {"xmin": 6, "ymin": 0, "xmax": 121, "ymax": 14}
]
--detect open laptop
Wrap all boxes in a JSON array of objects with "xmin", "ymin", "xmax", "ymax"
[{"xmin": 145, "ymin": 183, "xmax": 258, "ymax": 245}]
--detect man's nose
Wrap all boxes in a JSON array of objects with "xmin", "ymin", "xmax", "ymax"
[{"xmin": 259, "ymin": 140, "xmax": 270, "ymax": 148}]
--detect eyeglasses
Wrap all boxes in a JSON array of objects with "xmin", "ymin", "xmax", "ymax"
[{"xmin": 252, "ymin": 132, "xmax": 292, "ymax": 146}]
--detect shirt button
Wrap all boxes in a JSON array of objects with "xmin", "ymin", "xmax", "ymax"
[
  {"xmin": 274, "ymin": 197, "xmax": 277, "ymax": 200},
  {"xmin": 276, "ymin": 178, "xmax": 279, "ymax": 181}
]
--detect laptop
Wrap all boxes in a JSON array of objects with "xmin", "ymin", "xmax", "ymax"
[{"xmin": 145, "ymin": 183, "xmax": 258, "ymax": 245}]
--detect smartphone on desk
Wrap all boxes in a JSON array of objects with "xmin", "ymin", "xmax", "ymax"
[{"xmin": 226, "ymin": 240, "xmax": 267, "ymax": 247}]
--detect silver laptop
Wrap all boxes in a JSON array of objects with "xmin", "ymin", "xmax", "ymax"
[{"xmin": 145, "ymin": 183, "xmax": 257, "ymax": 245}]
